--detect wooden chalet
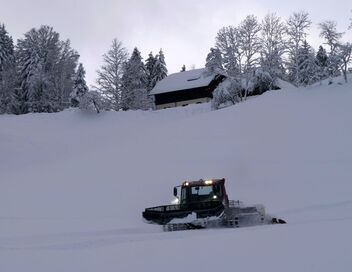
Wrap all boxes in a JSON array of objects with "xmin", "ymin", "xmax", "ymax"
[{"xmin": 150, "ymin": 68, "xmax": 225, "ymax": 110}]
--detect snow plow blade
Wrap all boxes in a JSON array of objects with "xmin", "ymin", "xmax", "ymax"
[{"xmin": 142, "ymin": 201, "xmax": 225, "ymax": 225}]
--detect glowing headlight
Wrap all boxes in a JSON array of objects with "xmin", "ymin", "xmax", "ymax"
[
  {"xmin": 213, "ymin": 195, "xmax": 218, "ymax": 199},
  {"xmin": 205, "ymin": 180, "xmax": 213, "ymax": 185},
  {"xmin": 185, "ymin": 182, "xmax": 190, "ymax": 186},
  {"xmin": 171, "ymin": 197, "xmax": 180, "ymax": 204}
]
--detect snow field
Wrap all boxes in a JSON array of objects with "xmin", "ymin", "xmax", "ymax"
[{"xmin": 1, "ymin": 79, "xmax": 352, "ymax": 271}]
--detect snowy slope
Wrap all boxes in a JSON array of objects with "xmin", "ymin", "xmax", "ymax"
[{"xmin": 1, "ymin": 79, "xmax": 352, "ymax": 272}]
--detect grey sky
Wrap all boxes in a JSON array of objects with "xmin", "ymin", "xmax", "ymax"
[{"xmin": 1, "ymin": 0, "xmax": 351, "ymax": 85}]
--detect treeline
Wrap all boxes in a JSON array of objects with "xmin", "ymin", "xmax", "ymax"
[
  {"xmin": 203, "ymin": 12, "xmax": 352, "ymax": 109},
  {"xmin": 0, "ymin": 25, "xmax": 168, "ymax": 114},
  {"xmin": 0, "ymin": 25, "xmax": 80, "ymax": 114},
  {"xmin": 1, "ymin": 11, "xmax": 351, "ymax": 114},
  {"xmin": 93, "ymin": 40, "xmax": 167, "ymax": 112}
]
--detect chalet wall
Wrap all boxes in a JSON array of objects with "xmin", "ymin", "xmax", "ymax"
[{"xmin": 156, "ymin": 97, "xmax": 211, "ymax": 110}]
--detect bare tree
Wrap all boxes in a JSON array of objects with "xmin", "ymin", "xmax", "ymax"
[
  {"xmin": 337, "ymin": 43, "xmax": 352, "ymax": 83},
  {"xmin": 260, "ymin": 13, "xmax": 287, "ymax": 82},
  {"xmin": 286, "ymin": 11, "xmax": 312, "ymax": 86},
  {"xmin": 238, "ymin": 15, "xmax": 262, "ymax": 99},
  {"xmin": 319, "ymin": 21, "xmax": 345, "ymax": 78},
  {"xmin": 238, "ymin": 15, "xmax": 262, "ymax": 73},
  {"xmin": 216, "ymin": 26, "xmax": 242, "ymax": 76},
  {"xmin": 79, "ymin": 90, "xmax": 105, "ymax": 114},
  {"xmin": 319, "ymin": 21, "xmax": 344, "ymax": 53},
  {"xmin": 96, "ymin": 39, "xmax": 128, "ymax": 111}
]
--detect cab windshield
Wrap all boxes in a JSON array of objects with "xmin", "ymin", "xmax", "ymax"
[{"xmin": 181, "ymin": 185, "xmax": 219, "ymax": 204}]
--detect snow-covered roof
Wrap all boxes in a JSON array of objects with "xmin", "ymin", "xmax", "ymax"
[{"xmin": 150, "ymin": 68, "xmax": 217, "ymax": 95}]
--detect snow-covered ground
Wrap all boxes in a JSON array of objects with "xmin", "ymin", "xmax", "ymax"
[{"xmin": 1, "ymin": 78, "xmax": 352, "ymax": 272}]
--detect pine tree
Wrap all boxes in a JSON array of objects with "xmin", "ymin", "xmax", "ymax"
[
  {"xmin": 153, "ymin": 49, "xmax": 168, "ymax": 84},
  {"xmin": 121, "ymin": 48, "xmax": 149, "ymax": 110},
  {"xmin": 96, "ymin": 39, "xmax": 128, "ymax": 111},
  {"xmin": 145, "ymin": 52, "xmax": 157, "ymax": 91},
  {"xmin": 316, "ymin": 46, "xmax": 328, "ymax": 68},
  {"xmin": 27, "ymin": 62, "xmax": 53, "ymax": 113},
  {"xmin": 71, "ymin": 63, "xmax": 88, "ymax": 107},
  {"xmin": 316, "ymin": 46, "xmax": 328, "ymax": 81},
  {"xmin": 297, "ymin": 41, "xmax": 319, "ymax": 86},
  {"xmin": 0, "ymin": 23, "xmax": 16, "ymax": 114},
  {"xmin": 16, "ymin": 25, "xmax": 79, "ymax": 114},
  {"xmin": 0, "ymin": 24, "xmax": 14, "ymax": 73},
  {"xmin": 204, "ymin": 47, "xmax": 224, "ymax": 76},
  {"xmin": 180, "ymin": 65, "xmax": 186, "ymax": 72}
]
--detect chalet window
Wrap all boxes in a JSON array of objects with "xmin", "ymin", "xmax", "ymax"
[{"xmin": 187, "ymin": 76, "xmax": 201, "ymax": 82}]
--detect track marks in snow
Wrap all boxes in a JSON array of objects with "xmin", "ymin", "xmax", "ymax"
[{"xmin": 0, "ymin": 226, "xmax": 211, "ymax": 251}]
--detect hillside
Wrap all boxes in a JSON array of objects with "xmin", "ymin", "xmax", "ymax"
[{"xmin": 1, "ymin": 79, "xmax": 352, "ymax": 272}]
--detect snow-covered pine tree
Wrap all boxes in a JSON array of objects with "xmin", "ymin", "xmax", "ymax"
[
  {"xmin": 204, "ymin": 47, "xmax": 224, "ymax": 76},
  {"xmin": 316, "ymin": 46, "xmax": 329, "ymax": 81},
  {"xmin": 145, "ymin": 52, "xmax": 157, "ymax": 91},
  {"xmin": 286, "ymin": 11, "xmax": 312, "ymax": 86},
  {"xmin": 16, "ymin": 26, "xmax": 79, "ymax": 114},
  {"xmin": 71, "ymin": 63, "xmax": 88, "ymax": 107},
  {"xmin": 96, "ymin": 39, "xmax": 128, "ymax": 111},
  {"xmin": 28, "ymin": 62, "xmax": 55, "ymax": 112},
  {"xmin": 120, "ymin": 47, "xmax": 149, "ymax": 110},
  {"xmin": 153, "ymin": 49, "xmax": 168, "ymax": 85},
  {"xmin": 260, "ymin": 13, "xmax": 286, "ymax": 82},
  {"xmin": 0, "ymin": 24, "xmax": 14, "ymax": 74},
  {"xmin": 296, "ymin": 41, "xmax": 319, "ymax": 86},
  {"xmin": 0, "ymin": 23, "xmax": 16, "ymax": 114}
]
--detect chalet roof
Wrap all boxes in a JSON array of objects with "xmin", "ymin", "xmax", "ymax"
[{"xmin": 150, "ymin": 68, "xmax": 217, "ymax": 95}]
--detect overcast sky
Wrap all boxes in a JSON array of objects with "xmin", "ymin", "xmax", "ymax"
[{"xmin": 1, "ymin": 0, "xmax": 351, "ymax": 85}]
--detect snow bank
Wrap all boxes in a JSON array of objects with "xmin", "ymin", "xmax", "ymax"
[{"xmin": 1, "ymin": 79, "xmax": 352, "ymax": 272}]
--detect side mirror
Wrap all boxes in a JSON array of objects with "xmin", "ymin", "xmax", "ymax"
[{"xmin": 173, "ymin": 187, "xmax": 177, "ymax": 197}]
